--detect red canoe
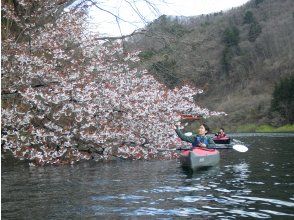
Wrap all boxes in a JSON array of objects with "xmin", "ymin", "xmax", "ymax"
[
  {"xmin": 213, "ymin": 136, "xmax": 231, "ymax": 144},
  {"xmin": 180, "ymin": 148, "xmax": 220, "ymax": 170}
]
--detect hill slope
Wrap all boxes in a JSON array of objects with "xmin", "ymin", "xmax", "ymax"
[{"xmin": 126, "ymin": 0, "xmax": 294, "ymax": 131}]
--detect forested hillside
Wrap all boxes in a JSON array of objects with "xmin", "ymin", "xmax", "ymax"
[{"xmin": 126, "ymin": 0, "xmax": 294, "ymax": 131}]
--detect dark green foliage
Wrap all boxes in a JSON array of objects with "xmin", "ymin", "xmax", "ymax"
[
  {"xmin": 248, "ymin": 22, "xmax": 262, "ymax": 42},
  {"xmin": 213, "ymin": 12, "xmax": 223, "ymax": 16},
  {"xmin": 138, "ymin": 50, "xmax": 155, "ymax": 60},
  {"xmin": 223, "ymin": 26, "xmax": 240, "ymax": 47},
  {"xmin": 221, "ymin": 47, "xmax": 233, "ymax": 73},
  {"xmin": 154, "ymin": 14, "xmax": 168, "ymax": 25},
  {"xmin": 165, "ymin": 23, "xmax": 190, "ymax": 37},
  {"xmin": 151, "ymin": 15, "xmax": 190, "ymax": 37},
  {"xmin": 243, "ymin": 10, "xmax": 261, "ymax": 42},
  {"xmin": 200, "ymin": 21, "xmax": 211, "ymax": 28},
  {"xmin": 255, "ymin": 0, "xmax": 264, "ymax": 6},
  {"xmin": 150, "ymin": 59, "xmax": 179, "ymax": 88},
  {"xmin": 271, "ymin": 75, "xmax": 294, "ymax": 124},
  {"xmin": 221, "ymin": 26, "xmax": 240, "ymax": 72},
  {"xmin": 243, "ymin": 11, "xmax": 255, "ymax": 24}
]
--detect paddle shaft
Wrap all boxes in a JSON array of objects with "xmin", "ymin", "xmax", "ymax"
[{"xmin": 160, "ymin": 144, "xmax": 248, "ymax": 152}]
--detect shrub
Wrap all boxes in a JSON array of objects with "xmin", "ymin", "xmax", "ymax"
[
  {"xmin": 237, "ymin": 124, "xmax": 257, "ymax": 132},
  {"xmin": 275, "ymin": 124, "xmax": 294, "ymax": 132},
  {"xmin": 255, "ymin": 124, "xmax": 274, "ymax": 132}
]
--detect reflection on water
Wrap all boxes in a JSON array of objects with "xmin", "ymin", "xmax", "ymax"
[
  {"xmin": 2, "ymin": 134, "xmax": 294, "ymax": 219},
  {"xmin": 229, "ymin": 162, "xmax": 250, "ymax": 181},
  {"xmin": 181, "ymin": 165, "xmax": 221, "ymax": 179}
]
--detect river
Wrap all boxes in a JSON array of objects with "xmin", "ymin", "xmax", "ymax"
[{"xmin": 2, "ymin": 133, "xmax": 294, "ymax": 219}]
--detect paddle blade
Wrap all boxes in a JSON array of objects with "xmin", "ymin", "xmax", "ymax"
[
  {"xmin": 184, "ymin": 132, "xmax": 193, "ymax": 136},
  {"xmin": 233, "ymin": 144, "xmax": 248, "ymax": 152}
]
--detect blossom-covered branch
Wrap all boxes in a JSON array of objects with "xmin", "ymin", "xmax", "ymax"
[{"xmin": 1, "ymin": 0, "xmax": 226, "ymax": 166}]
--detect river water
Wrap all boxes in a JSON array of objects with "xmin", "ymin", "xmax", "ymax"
[{"xmin": 2, "ymin": 133, "xmax": 294, "ymax": 219}]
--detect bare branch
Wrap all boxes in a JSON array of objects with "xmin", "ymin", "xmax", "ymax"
[
  {"xmin": 125, "ymin": 0, "xmax": 148, "ymax": 23},
  {"xmin": 94, "ymin": 29, "xmax": 147, "ymax": 41},
  {"xmin": 89, "ymin": 0, "xmax": 129, "ymax": 23},
  {"xmin": 54, "ymin": 0, "xmax": 79, "ymax": 19}
]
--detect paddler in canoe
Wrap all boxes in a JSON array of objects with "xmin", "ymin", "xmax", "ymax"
[
  {"xmin": 215, "ymin": 128, "xmax": 226, "ymax": 138},
  {"xmin": 213, "ymin": 127, "xmax": 231, "ymax": 144},
  {"xmin": 175, "ymin": 123, "xmax": 220, "ymax": 170},
  {"xmin": 175, "ymin": 123, "xmax": 216, "ymax": 149},
  {"xmin": 175, "ymin": 124, "xmax": 248, "ymax": 153}
]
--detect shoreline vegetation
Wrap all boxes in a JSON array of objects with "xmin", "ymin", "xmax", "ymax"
[
  {"xmin": 183, "ymin": 121, "xmax": 294, "ymax": 135},
  {"xmin": 235, "ymin": 124, "xmax": 294, "ymax": 133}
]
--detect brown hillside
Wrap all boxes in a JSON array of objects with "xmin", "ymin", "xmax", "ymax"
[{"xmin": 125, "ymin": 0, "xmax": 294, "ymax": 130}]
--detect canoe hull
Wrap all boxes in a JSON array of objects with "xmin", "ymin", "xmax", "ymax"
[
  {"xmin": 180, "ymin": 148, "xmax": 220, "ymax": 170},
  {"xmin": 213, "ymin": 137, "xmax": 231, "ymax": 144}
]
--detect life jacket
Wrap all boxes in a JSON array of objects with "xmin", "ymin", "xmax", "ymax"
[{"xmin": 192, "ymin": 135, "xmax": 209, "ymax": 147}]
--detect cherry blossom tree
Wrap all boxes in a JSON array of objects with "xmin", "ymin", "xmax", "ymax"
[{"xmin": 1, "ymin": 0, "xmax": 225, "ymax": 166}]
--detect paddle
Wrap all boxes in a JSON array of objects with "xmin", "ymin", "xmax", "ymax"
[
  {"xmin": 159, "ymin": 144, "xmax": 248, "ymax": 152},
  {"xmin": 174, "ymin": 125, "xmax": 248, "ymax": 152},
  {"xmin": 184, "ymin": 132, "xmax": 193, "ymax": 136},
  {"xmin": 232, "ymin": 144, "xmax": 248, "ymax": 152},
  {"xmin": 183, "ymin": 132, "xmax": 248, "ymax": 152}
]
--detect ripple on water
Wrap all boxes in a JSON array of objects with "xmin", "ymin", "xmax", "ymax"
[
  {"xmin": 91, "ymin": 205, "xmax": 129, "ymax": 216},
  {"xmin": 232, "ymin": 195, "xmax": 294, "ymax": 207},
  {"xmin": 173, "ymin": 195, "xmax": 203, "ymax": 203},
  {"xmin": 228, "ymin": 209, "xmax": 271, "ymax": 218},
  {"xmin": 151, "ymin": 185, "xmax": 210, "ymax": 193},
  {"xmin": 261, "ymin": 209, "xmax": 294, "ymax": 216},
  {"xmin": 247, "ymin": 181, "xmax": 265, "ymax": 185},
  {"xmin": 91, "ymin": 195, "xmax": 118, "ymax": 201},
  {"xmin": 91, "ymin": 194, "xmax": 147, "ymax": 202},
  {"xmin": 215, "ymin": 188, "xmax": 233, "ymax": 193},
  {"xmin": 128, "ymin": 207, "xmax": 211, "ymax": 217}
]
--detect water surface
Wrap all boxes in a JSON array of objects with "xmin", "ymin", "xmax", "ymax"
[{"xmin": 2, "ymin": 133, "xmax": 294, "ymax": 219}]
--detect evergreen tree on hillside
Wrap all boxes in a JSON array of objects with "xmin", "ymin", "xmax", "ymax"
[
  {"xmin": 243, "ymin": 10, "xmax": 262, "ymax": 42},
  {"xmin": 223, "ymin": 26, "xmax": 240, "ymax": 47},
  {"xmin": 248, "ymin": 22, "xmax": 262, "ymax": 42},
  {"xmin": 151, "ymin": 15, "xmax": 189, "ymax": 37},
  {"xmin": 221, "ymin": 26, "xmax": 240, "ymax": 73},
  {"xmin": 271, "ymin": 76, "xmax": 294, "ymax": 124},
  {"xmin": 243, "ymin": 11, "xmax": 255, "ymax": 24}
]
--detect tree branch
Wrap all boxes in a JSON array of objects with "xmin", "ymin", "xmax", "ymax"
[{"xmin": 94, "ymin": 29, "xmax": 146, "ymax": 41}]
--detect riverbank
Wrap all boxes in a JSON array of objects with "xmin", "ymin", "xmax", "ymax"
[{"xmin": 235, "ymin": 124, "xmax": 294, "ymax": 133}]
